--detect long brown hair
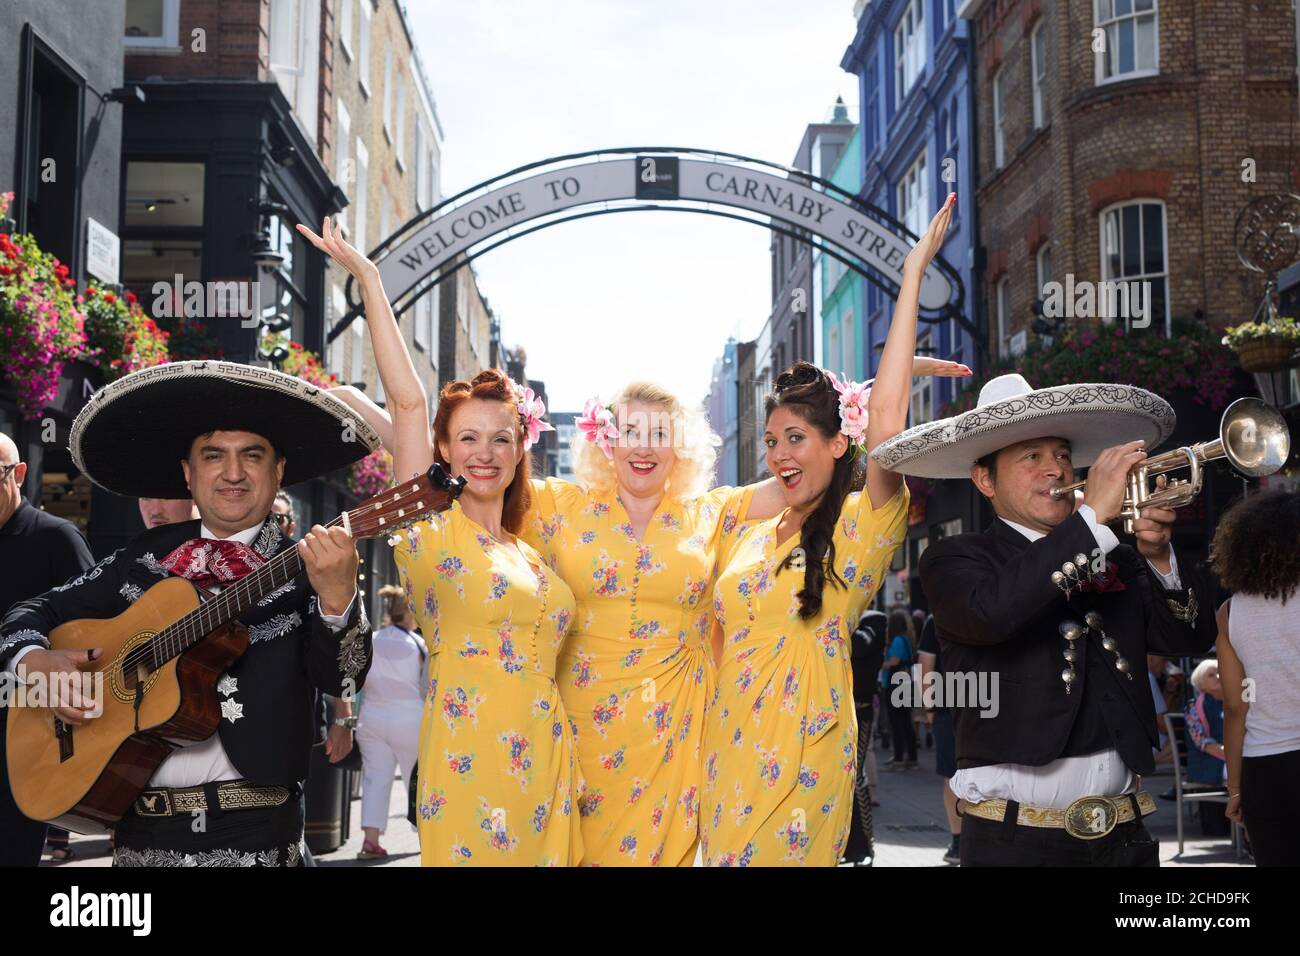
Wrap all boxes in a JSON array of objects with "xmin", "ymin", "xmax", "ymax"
[
  {"xmin": 765, "ymin": 361, "xmax": 861, "ymax": 620},
  {"xmin": 432, "ymin": 368, "xmax": 533, "ymax": 534}
]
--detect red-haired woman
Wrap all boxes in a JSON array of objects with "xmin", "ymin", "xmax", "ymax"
[{"xmin": 298, "ymin": 220, "xmax": 582, "ymax": 866}]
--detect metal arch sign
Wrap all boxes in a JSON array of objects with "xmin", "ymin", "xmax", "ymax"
[{"xmin": 337, "ymin": 147, "xmax": 968, "ymax": 340}]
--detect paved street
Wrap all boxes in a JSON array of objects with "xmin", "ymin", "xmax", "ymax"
[{"xmin": 46, "ymin": 734, "xmax": 1251, "ymax": 868}]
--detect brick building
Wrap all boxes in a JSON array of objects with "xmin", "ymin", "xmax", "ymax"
[{"xmin": 959, "ymin": 0, "xmax": 1299, "ymax": 356}]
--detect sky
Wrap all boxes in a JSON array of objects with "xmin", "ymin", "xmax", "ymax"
[{"xmin": 407, "ymin": 0, "xmax": 860, "ymax": 412}]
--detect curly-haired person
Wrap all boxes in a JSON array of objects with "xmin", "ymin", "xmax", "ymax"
[{"xmin": 1211, "ymin": 488, "xmax": 1300, "ymax": 866}]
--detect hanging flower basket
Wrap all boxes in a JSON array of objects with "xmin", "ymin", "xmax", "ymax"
[{"xmin": 1221, "ymin": 317, "xmax": 1300, "ymax": 373}]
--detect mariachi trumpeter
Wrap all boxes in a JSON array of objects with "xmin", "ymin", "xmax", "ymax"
[
  {"xmin": 872, "ymin": 374, "xmax": 1217, "ymax": 866},
  {"xmin": 0, "ymin": 361, "xmax": 378, "ymax": 866}
]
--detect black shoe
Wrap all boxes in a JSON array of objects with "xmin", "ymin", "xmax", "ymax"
[{"xmin": 943, "ymin": 836, "xmax": 960, "ymax": 864}]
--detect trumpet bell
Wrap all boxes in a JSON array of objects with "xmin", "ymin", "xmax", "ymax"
[{"xmin": 1220, "ymin": 397, "xmax": 1291, "ymax": 478}]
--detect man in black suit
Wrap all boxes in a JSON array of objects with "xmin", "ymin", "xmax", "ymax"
[
  {"xmin": 0, "ymin": 362, "xmax": 379, "ymax": 866},
  {"xmin": 0, "ymin": 431, "xmax": 94, "ymax": 866},
  {"xmin": 873, "ymin": 375, "xmax": 1216, "ymax": 866}
]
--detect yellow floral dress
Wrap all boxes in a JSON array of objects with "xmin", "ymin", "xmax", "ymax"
[
  {"xmin": 390, "ymin": 503, "xmax": 583, "ymax": 866},
  {"xmin": 522, "ymin": 478, "xmax": 752, "ymax": 866},
  {"xmin": 701, "ymin": 486, "xmax": 909, "ymax": 866}
]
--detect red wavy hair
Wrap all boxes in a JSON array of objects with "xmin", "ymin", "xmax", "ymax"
[{"xmin": 432, "ymin": 368, "xmax": 532, "ymax": 534}]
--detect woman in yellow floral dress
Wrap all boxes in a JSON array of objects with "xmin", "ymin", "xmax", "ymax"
[
  {"xmin": 297, "ymin": 218, "xmax": 582, "ymax": 866},
  {"xmin": 520, "ymin": 383, "xmax": 774, "ymax": 866},
  {"xmin": 701, "ymin": 192, "xmax": 958, "ymax": 866}
]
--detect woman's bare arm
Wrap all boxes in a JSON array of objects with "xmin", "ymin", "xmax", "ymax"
[
  {"xmin": 297, "ymin": 218, "xmax": 431, "ymax": 482},
  {"xmin": 865, "ymin": 193, "xmax": 956, "ymax": 510},
  {"xmin": 330, "ymin": 385, "xmax": 395, "ymax": 454}
]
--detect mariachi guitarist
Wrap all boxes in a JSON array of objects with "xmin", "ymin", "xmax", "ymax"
[{"xmin": 0, "ymin": 361, "xmax": 379, "ymax": 867}]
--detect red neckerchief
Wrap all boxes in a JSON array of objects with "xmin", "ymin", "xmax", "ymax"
[{"xmin": 160, "ymin": 537, "xmax": 267, "ymax": 589}]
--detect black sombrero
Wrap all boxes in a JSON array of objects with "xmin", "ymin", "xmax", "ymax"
[{"xmin": 70, "ymin": 361, "xmax": 382, "ymax": 498}]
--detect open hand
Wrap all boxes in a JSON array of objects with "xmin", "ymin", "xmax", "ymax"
[
  {"xmin": 296, "ymin": 217, "xmax": 380, "ymax": 286},
  {"xmin": 902, "ymin": 191, "xmax": 957, "ymax": 277}
]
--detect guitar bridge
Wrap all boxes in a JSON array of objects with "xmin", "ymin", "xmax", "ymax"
[{"xmin": 54, "ymin": 719, "xmax": 73, "ymax": 762}]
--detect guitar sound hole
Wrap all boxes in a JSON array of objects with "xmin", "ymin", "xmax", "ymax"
[{"xmin": 121, "ymin": 658, "xmax": 152, "ymax": 693}]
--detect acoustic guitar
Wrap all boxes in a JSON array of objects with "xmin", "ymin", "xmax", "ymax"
[{"xmin": 6, "ymin": 463, "xmax": 465, "ymax": 833}]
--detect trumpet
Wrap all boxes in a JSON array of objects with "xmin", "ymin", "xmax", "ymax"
[{"xmin": 1049, "ymin": 397, "xmax": 1291, "ymax": 534}]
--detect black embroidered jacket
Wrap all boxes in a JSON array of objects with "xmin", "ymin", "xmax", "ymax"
[{"xmin": 0, "ymin": 516, "xmax": 371, "ymax": 786}]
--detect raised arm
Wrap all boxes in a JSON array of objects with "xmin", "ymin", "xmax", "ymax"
[
  {"xmin": 330, "ymin": 385, "xmax": 395, "ymax": 454},
  {"xmin": 297, "ymin": 218, "xmax": 432, "ymax": 482},
  {"xmin": 865, "ymin": 192, "xmax": 956, "ymax": 510}
]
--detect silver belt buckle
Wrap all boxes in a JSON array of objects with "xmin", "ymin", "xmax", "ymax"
[{"xmin": 1064, "ymin": 795, "xmax": 1120, "ymax": 840}]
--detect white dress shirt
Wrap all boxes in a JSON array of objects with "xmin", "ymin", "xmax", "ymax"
[
  {"xmin": 949, "ymin": 504, "xmax": 1181, "ymax": 809},
  {"xmin": 9, "ymin": 521, "xmax": 355, "ymax": 789}
]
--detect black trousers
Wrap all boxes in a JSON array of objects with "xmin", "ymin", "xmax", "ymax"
[
  {"xmin": 886, "ymin": 684, "xmax": 917, "ymax": 762},
  {"xmin": 0, "ymin": 707, "xmax": 47, "ymax": 866},
  {"xmin": 959, "ymin": 798, "xmax": 1160, "ymax": 866},
  {"xmin": 1241, "ymin": 748, "xmax": 1300, "ymax": 866},
  {"xmin": 842, "ymin": 706, "xmax": 875, "ymax": 863},
  {"xmin": 112, "ymin": 784, "xmax": 306, "ymax": 867}
]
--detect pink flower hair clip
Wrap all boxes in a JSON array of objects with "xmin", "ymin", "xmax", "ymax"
[
  {"xmin": 576, "ymin": 397, "xmax": 619, "ymax": 459},
  {"xmin": 827, "ymin": 371, "xmax": 874, "ymax": 454},
  {"xmin": 514, "ymin": 383, "xmax": 554, "ymax": 452}
]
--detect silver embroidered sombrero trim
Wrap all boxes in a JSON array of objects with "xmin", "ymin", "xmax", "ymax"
[
  {"xmin": 871, "ymin": 383, "xmax": 1175, "ymax": 472},
  {"xmin": 69, "ymin": 360, "xmax": 382, "ymax": 478}
]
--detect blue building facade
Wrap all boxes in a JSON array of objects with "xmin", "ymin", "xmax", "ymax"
[
  {"xmin": 842, "ymin": 0, "xmax": 977, "ymax": 417},
  {"xmin": 841, "ymin": 0, "xmax": 986, "ymax": 610}
]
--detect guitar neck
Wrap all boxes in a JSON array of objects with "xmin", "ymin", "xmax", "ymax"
[{"xmin": 148, "ymin": 531, "xmax": 309, "ymax": 668}]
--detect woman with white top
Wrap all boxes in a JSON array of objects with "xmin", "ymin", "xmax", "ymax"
[
  {"xmin": 356, "ymin": 585, "xmax": 427, "ymax": 860},
  {"xmin": 1212, "ymin": 489, "xmax": 1300, "ymax": 866}
]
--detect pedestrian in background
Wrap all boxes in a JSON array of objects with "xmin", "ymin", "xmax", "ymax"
[
  {"xmin": 1212, "ymin": 489, "xmax": 1300, "ymax": 866},
  {"xmin": 882, "ymin": 608, "xmax": 918, "ymax": 770}
]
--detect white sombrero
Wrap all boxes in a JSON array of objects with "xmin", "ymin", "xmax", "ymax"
[
  {"xmin": 870, "ymin": 374, "xmax": 1175, "ymax": 479},
  {"xmin": 71, "ymin": 360, "xmax": 381, "ymax": 498}
]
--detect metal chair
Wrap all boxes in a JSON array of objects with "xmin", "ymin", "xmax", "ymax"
[{"xmin": 1162, "ymin": 711, "xmax": 1243, "ymax": 857}]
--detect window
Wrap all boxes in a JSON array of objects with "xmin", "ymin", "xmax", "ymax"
[
  {"xmin": 827, "ymin": 325, "xmax": 839, "ymax": 375},
  {"xmin": 1036, "ymin": 242, "xmax": 1053, "ymax": 298},
  {"xmin": 121, "ymin": 161, "xmax": 205, "ymax": 309},
  {"xmin": 428, "ymin": 284, "xmax": 440, "ymax": 367},
  {"xmin": 382, "ymin": 50, "xmax": 393, "ymax": 141},
  {"xmin": 894, "ymin": 0, "xmax": 925, "ymax": 107},
  {"xmin": 996, "ymin": 276, "xmax": 1012, "ymax": 356},
  {"xmin": 261, "ymin": 206, "xmax": 310, "ymax": 344},
  {"xmin": 1101, "ymin": 201, "xmax": 1169, "ymax": 334},
  {"xmin": 16, "ymin": 30, "xmax": 87, "ymax": 272},
  {"xmin": 124, "ymin": 0, "xmax": 180, "ymax": 49},
  {"xmin": 992, "ymin": 66, "xmax": 1006, "ymax": 169},
  {"xmin": 379, "ymin": 191, "xmax": 390, "ymax": 245},
  {"xmin": 910, "ymin": 333, "xmax": 933, "ymax": 425},
  {"xmin": 1096, "ymin": 0, "xmax": 1158, "ymax": 83},
  {"xmin": 1031, "ymin": 20, "xmax": 1048, "ymax": 129},
  {"xmin": 414, "ymin": 290, "xmax": 429, "ymax": 352},
  {"xmin": 357, "ymin": 0, "xmax": 372, "ymax": 96},
  {"xmin": 269, "ymin": 0, "xmax": 321, "ymax": 145},
  {"xmin": 897, "ymin": 149, "xmax": 929, "ymax": 240},
  {"xmin": 351, "ymin": 320, "xmax": 364, "ymax": 384},
  {"xmin": 338, "ymin": 0, "xmax": 353, "ymax": 60},
  {"xmin": 840, "ymin": 309, "xmax": 854, "ymax": 378},
  {"xmin": 354, "ymin": 139, "xmax": 369, "ymax": 251},
  {"xmin": 334, "ymin": 98, "xmax": 351, "ymax": 235},
  {"xmin": 949, "ymin": 97, "xmax": 959, "ymax": 147},
  {"xmin": 394, "ymin": 76, "xmax": 407, "ymax": 168},
  {"xmin": 328, "ymin": 284, "xmax": 347, "ymax": 377}
]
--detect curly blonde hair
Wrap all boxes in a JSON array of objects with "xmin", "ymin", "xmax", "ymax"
[{"xmin": 571, "ymin": 381, "xmax": 720, "ymax": 500}]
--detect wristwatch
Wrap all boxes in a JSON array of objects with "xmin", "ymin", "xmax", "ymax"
[{"xmin": 333, "ymin": 716, "xmax": 358, "ymax": 730}]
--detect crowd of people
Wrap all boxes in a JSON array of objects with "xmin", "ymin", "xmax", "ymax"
[{"xmin": 1, "ymin": 188, "xmax": 1296, "ymax": 867}]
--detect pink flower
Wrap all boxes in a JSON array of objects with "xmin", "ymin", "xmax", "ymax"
[
  {"xmin": 576, "ymin": 398, "xmax": 619, "ymax": 459},
  {"xmin": 828, "ymin": 371, "xmax": 871, "ymax": 445},
  {"xmin": 515, "ymin": 385, "xmax": 554, "ymax": 452}
]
